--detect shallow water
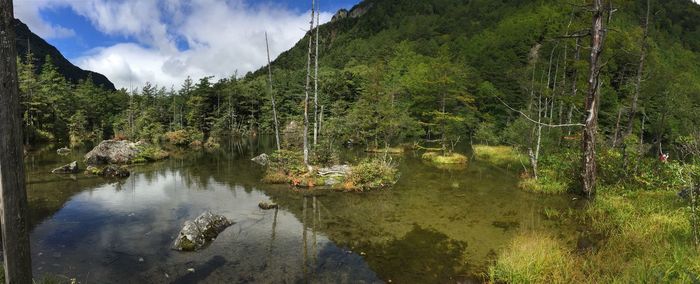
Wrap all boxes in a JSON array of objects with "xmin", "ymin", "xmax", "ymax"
[{"xmin": 25, "ymin": 138, "xmax": 573, "ymax": 283}]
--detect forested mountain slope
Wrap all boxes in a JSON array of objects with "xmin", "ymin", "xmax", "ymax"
[
  {"xmin": 14, "ymin": 19, "xmax": 115, "ymax": 90},
  {"xmin": 251, "ymin": 0, "xmax": 700, "ymax": 149}
]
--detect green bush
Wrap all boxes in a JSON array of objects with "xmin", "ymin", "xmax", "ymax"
[{"xmin": 345, "ymin": 159, "xmax": 399, "ymax": 192}]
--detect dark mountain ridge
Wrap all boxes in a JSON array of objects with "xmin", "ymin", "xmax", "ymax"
[{"xmin": 13, "ymin": 18, "xmax": 116, "ymax": 90}]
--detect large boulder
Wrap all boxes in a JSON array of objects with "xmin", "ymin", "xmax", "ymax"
[
  {"xmin": 85, "ymin": 140, "xmax": 141, "ymax": 165},
  {"xmin": 172, "ymin": 211, "xmax": 233, "ymax": 252},
  {"xmin": 251, "ymin": 153, "xmax": 269, "ymax": 166},
  {"xmin": 52, "ymin": 161, "xmax": 80, "ymax": 174}
]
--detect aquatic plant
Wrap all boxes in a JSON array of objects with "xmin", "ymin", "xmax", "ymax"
[
  {"xmin": 421, "ymin": 152, "xmax": 468, "ymax": 164},
  {"xmin": 472, "ymin": 145, "xmax": 527, "ymax": 169}
]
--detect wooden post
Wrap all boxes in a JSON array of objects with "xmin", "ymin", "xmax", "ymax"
[
  {"xmin": 582, "ymin": 0, "xmax": 607, "ymax": 197},
  {"xmin": 265, "ymin": 32, "xmax": 281, "ymax": 151},
  {"xmin": 0, "ymin": 0, "xmax": 34, "ymax": 282}
]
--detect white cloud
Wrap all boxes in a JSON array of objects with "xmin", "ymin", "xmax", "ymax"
[{"xmin": 15, "ymin": 0, "xmax": 332, "ymax": 89}]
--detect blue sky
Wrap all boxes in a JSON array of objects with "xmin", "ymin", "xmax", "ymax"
[{"xmin": 14, "ymin": 0, "xmax": 361, "ymax": 89}]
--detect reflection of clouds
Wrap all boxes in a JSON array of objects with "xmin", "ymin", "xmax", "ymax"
[{"xmin": 31, "ymin": 167, "xmax": 379, "ymax": 283}]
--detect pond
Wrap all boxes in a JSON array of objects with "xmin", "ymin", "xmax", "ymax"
[{"xmin": 25, "ymin": 138, "xmax": 574, "ymax": 283}]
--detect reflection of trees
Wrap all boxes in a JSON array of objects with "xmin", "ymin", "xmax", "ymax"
[{"xmin": 360, "ymin": 225, "xmax": 468, "ymax": 283}]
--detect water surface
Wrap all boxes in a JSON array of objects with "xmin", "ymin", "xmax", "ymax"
[{"xmin": 26, "ymin": 138, "xmax": 572, "ymax": 283}]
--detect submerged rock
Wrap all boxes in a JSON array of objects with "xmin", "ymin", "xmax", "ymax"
[
  {"xmin": 85, "ymin": 140, "xmax": 141, "ymax": 165},
  {"xmin": 258, "ymin": 202, "xmax": 278, "ymax": 210},
  {"xmin": 51, "ymin": 161, "xmax": 80, "ymax": 174},
  {"xmin": 251, "ymin": 153, "xmax": 269, "ymax": 166},
  {"xmin": 172, "ymin": 211, "xmax": 233, "ymax": 251},
  {"xmin": 86, "ymin": 165, "xmax": 130, "ymax": 179},
  {"xmin": 56, "ymin": 147, "xmax": 71, "ymax": 155}
]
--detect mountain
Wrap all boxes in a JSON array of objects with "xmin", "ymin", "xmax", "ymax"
[
  {"xmin": 252, "ymin": 0, "xmax": 700, "ymax": 145},
  {"xmin": 13, "ymin": 19, "xmax": 116, "ymax": 91}
]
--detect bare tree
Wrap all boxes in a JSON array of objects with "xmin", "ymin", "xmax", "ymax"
[
  {"xmin": 0, "ymin": 0, "xmax": 33, "ymax": 281},
  {"xmin": 582, "ymin": 0, "xmax": 609, "ymax": 197},
  {"xmin": 624, "ymin": 0, "xmax": 651, "ymax": 139},
  {"xmin": 265, "ymin": 32, "xmax": 281, "ymax": 151},
  {"xmin": 303, "ymin": 0, "xmax": 316, "ymax": 165},
  {"xmin": 313, "ymin": 0, "xmax": 320, "ymax": 147}
]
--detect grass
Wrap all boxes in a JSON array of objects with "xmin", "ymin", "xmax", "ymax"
[
  {"xmin": 488, "ymin": 186, "xmax": 700, "ymax": 283},
  {"xmin": 131, "ymin": 144, "xmax": 169, "ymax": 164},
  {"xmin": 472, "ymin": 145, "xmax": 527, "ymax": 169},
  {"xmin": 366, "ymin": 147, "xmax": 405, "ymax": 154},
  {"xmin": 344, "ymin": 159, "xmax": 399, "ymax": 192},
  {"xmin": 518, "ymin": 176, "xmax": 568, "ymax": 194},
  {"xmin": 421, "ymin": 152, "xmax": 468, "ymax": 164},
  {"xmin": 488, "ymin": 232, "xmax": 576, "ymax": 283}
]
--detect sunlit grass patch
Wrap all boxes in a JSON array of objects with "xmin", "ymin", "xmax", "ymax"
[
  {"xmin": 421, "ymin": 152, "xmax": 468, "ymax": 164},
  {"xmin": 488, "ymin": 232, "xmax": 577, "ymax": 283},
  {"xmin": 518, "ymin": 176, "xmax": 567, "ymax": 194},
  {"xmin": 472, "ymin": 145, "xmax": 527, "ymax": 169}
]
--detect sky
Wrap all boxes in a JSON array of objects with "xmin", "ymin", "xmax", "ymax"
[{"xmin": 14, "ymin": 0, "xmax": 361, "ymax": 89}]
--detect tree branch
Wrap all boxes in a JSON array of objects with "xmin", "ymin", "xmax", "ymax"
[{"xmin": 496, "ymin": 96, "xmax": 584, "ymax": 128}]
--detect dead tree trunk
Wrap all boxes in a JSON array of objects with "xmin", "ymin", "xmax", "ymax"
[
  {"xmin": 303, "ymin": 0, "xmax": 315, "ymax": 165},
  {"xmin": 582, "ymin": 0, "xmax": 607, "ymax": 197},
  {"xmin": 313, "ymin": 1, "xmax": 320, "ymax": 147},
  {"xmin": 0, "ymin": 0, "xmax": 34, "ymax": 281},
  {"xmin": 265, "ymin": 32, "xmax": 281, "ymax": 151},
  {"xmin": 624, "ymin": 0, "xmax": 651, "ymax": 139},
  {"xmin": 567, "ymin": 37, "xmax": 581, "ymax": 135}
]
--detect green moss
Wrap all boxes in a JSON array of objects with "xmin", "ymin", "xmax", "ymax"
[
  {"xmin": 178, "ymin": 235, "xmax": 196, "ymax": 251},
  {"xmin": 472, "ymin": 145, "xmax": 527, "ymax": 169},
  {"xmin": 421, "ymin": 152, "xmax": 468, "ymax": 164}
]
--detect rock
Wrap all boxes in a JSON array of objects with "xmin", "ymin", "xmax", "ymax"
[
  {"xmin": 86, "ymin": 165, "xmax": 130, "ymax": 179},
  {"xmin": 251, "ymin": 153, "xmax": 269, "ymax": 166},
  {"xmin": 172, "ymin": 211, "xmax": 233, "ymax": 251},
  {"xmin": 318, "ymin": 165, "xmax": 351, "ymax": 176},
  {"xmin": 258, "ymin": 202, "xmax": 278, "ymax": 210},
  {"xmin": 331, "ymin": 9, "xmax": 349, "ymax": 22},
  {"xmin": 52, "ymin": 161, "xmax": 80, "ymax": 174},
  {"xmin": 56, "ymin": 147, "xmax": 71, "ymax": 155},
  {"xmin": 85, "ymin": 140, "xmax": 141, "ymax": 165},
  {"xmin": 349, "ymin": 3, "xmax": 372, "ymax": 18}
]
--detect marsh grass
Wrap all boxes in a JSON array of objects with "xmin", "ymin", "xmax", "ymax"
[
  {"xmin": 489, "ymin": 186, "xmax": 700, "ymax": 283},
  {"xmin": 421, "ymin": 152, "xmax": 468, "ymax": 164},
  {"xmin": 472, "ymin": 145, "xmax": 527, "ymax": 169},
  {"xmin": 518, "ymin": 176, "xmax": 568, "ymax": 194}
]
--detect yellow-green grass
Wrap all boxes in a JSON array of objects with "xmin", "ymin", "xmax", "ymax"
[
  {"xmin": 518, "ymin": 176, "xmax": 568, "ymax": 194},
  {"xmin": 488, "ymin": 187, "xmax": 700, "ymax": 283},
  {"xmin": 472, "ymin": 145, "xmax": 527, "ymax": 169},
  {"xmin": 421, "ymin": 152, "xmax": 468, "ymax": 164},
  {"xmin": 366, "ymin": 147, "xmax": 405, "ymax": 154}
]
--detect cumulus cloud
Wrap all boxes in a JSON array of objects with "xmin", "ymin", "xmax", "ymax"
[{"xmin": 15, "ymin": 0, "xmax": 332, "ymax": 89}]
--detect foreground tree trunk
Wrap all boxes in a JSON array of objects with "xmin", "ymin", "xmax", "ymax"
[
  {"xmin": 582, "ymin": 0, "xmax": 607, "ymax": 197},
  {"xmin": 0, "ymin": 0, "xmax": 34, "ymax": 281},
  {"xmin": 265, "ymin": 33, "xmax": 281, "ymax": 151}
]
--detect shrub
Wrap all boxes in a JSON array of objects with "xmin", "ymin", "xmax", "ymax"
[
  {"xmin": 164, "ymin": 130, "xmax": 191, "ymax": 146},
  {"xmin": 345, "ymin": 159, "xmax": 399, "ymax": 192},
  {"xmin": 132, "ymin": 144, "xmax": 169, "ymax": 163}
]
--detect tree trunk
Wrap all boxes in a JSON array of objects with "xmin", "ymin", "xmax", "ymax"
[
  {"xmin": 567, "ymin": 37, "xmax": 581, "ymax": 136},
  {"xmin": 313, "ymin": 1, "xmax": 320, "ymax": 147},
  {"xmin": 624, "ymin": 0, "xmax": 650, "ymax": 139},
  {"xmin": 582, "ymin": 0, "xmax": 607, "ymax": 197},
  {"xmin": 265, "ymin": 32, "xmax": 281, "ymax": 151},
  {"xmin": 0, "ymin": 0, "xmax": 34, "ymax": 281},
  {"xmin": 303, "ymin": 0, "xmax": 315, "ymax": 165}
]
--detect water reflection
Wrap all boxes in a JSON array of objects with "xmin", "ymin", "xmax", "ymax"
[{"xmin": 25, "ymin": 138, "xmax": 572, "ymax": 283}]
